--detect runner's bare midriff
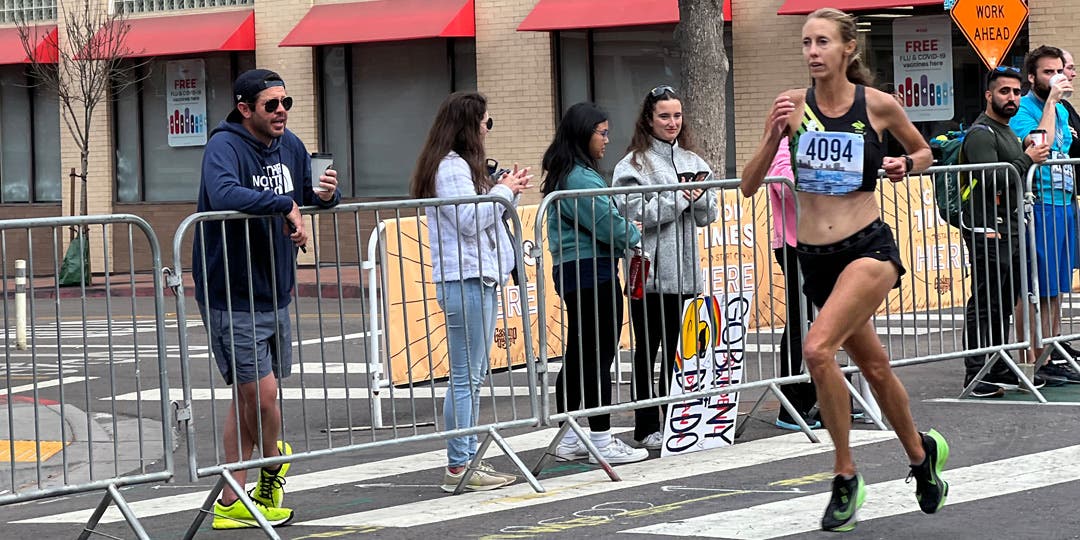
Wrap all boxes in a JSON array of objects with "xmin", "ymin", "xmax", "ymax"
[{"xmin": 796, "ymin": 190, "xmax": 880, "ymax": 245}]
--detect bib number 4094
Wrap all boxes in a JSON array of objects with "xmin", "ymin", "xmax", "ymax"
[{"xmin": 804, "ymin": 137, "xmax": 854, "ymax": 163}]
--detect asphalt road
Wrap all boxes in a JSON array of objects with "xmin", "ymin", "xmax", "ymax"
[{"xmin": 2, "ymin": 295, "xmax": 1079, "ymax": 540}]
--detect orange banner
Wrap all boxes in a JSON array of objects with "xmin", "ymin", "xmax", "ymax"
[{"xmin": 380, "ymin": 181, "xmax": 968, "ymax": 386}]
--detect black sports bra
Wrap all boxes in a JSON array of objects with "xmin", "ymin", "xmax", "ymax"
[{"xmin": 789, "ymin": 85, "xmax": 885, "ymax": 195}]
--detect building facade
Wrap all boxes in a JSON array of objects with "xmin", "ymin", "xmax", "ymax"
[{"xmin": 0, "ymin": 0, "xmax": 1072, "ymax": 274}]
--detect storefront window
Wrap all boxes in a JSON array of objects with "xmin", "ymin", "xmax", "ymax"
[
  {"xmin": 0, "ymin": 65, "xmax": 61, "ymax": 203},
  {"xmin": 114, "ymin": 53, "xmax": 254, "ymax": 202},
  {"xmin": 556, "ymin": 25, "xmax": 737, "ymax": 178},
  {"xmin": 858, "ymin": 11, "xmax": 1029, "ymax": 140},
  {"xmin": 318, "ymin": 38, "xmax": 477, "ymax": 198}
]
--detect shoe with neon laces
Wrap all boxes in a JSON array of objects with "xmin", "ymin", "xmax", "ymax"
[
  {"xmin": 212, "ymin": 499, "xmax": 293, "ymax": 530},
  {"xmin": 250, "ymin": 441, "xmax": 291, "ymax": 508},
  {"xmin": 820, "ymin": 473, "xmax": 865, "ymax": 532},
  {"xmin": 907, "ymin": 429, "xmax": 950, "ymax": 514}
]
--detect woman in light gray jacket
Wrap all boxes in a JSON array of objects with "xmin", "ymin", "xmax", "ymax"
[{"xmin": 613, "ymin": 85, "xmax": 719, "ymax": 450}]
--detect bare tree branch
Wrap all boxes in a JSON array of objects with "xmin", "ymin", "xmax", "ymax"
[{"xmin": 15, "ymin": 0, "xmax": 148, "ymax": 218}]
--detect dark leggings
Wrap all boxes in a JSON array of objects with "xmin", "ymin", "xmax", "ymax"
[
  {"xmin": 555, "ymin": 278, "xmax": 623, "ymax": 432},
  {"xmin": 629, "ymin": 292, "xmax": 688, "ymax": 441},
  {"xmin": 774, "ymin": 246, "xmax": 818, "ymax": 423}
]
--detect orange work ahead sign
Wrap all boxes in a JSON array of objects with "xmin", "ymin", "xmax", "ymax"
[{"xmin": 950, "ymin": 0, "xmax": 1029, "ymax": 70}]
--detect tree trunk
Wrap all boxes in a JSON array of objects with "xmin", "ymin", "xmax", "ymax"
[{"xmin": 677, "ymin": 0, "xmax": 729, "ymax": 174}]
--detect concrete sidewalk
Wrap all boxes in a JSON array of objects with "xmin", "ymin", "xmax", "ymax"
[{"xmin": 8, "ymin": 265, "xmax": 365, "ymax": 300}]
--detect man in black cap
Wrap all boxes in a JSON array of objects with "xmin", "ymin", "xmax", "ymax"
[{"xmin": 194, "ymin": 68, "xmax": 340, "ymax": 530}]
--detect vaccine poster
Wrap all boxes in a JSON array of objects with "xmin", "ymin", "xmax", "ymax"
[
  {"xmin": 166, "ymin": 59, "xmax": 207, "ymax": 147},
  {"xmin": 893, "ymin": 15, "xmax": 954, "ymax": 122}
]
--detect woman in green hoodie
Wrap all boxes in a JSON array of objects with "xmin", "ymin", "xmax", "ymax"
[{"xmin": 541, "ymin": 102, "xmax": 647, "ymax": 465}]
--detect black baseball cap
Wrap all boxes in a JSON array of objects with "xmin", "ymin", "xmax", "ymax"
[{"xmin": 226, "ymin": 69, "xmax": 286, "ymax": 123}]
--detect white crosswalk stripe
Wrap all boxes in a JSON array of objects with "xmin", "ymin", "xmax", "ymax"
[
  {"xmin": 296, "ymin": 430, "xmax": 895, "ymax": 529},
  {"xmin": 623, "ymin": 444, "xmax": 1080, "ymax": 539}
]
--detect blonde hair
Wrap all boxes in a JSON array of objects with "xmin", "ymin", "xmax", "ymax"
[{"xmin": 806, "ymin": 8, "xmax": 874, "ymax": 86}]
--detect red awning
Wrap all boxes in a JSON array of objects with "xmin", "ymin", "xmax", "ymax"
[
  {"xmin": 98, "ymin": 10, "xmax": 254, "ymax": 58},
  {"xmin": 0, "ymin": 25, "xmax": 58, "ymax": 65},
  {"xmin": 280, "ymin": 0, "xmax": 475, "ymax": 47},
  {"xmin": 518, "ymin": 0, "xmax": 730, "ymax": 32},
  {"xmin": 778, "ymin": 0, "xmax": 944, "ymax": 15}
]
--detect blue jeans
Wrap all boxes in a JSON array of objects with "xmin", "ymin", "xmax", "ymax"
[{"xmin": 436, "ymin": 278, "xmax": 498, "ymax": 467}]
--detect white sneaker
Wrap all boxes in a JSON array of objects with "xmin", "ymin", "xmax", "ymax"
[
  {"xmin": 555, "ymin": 440, "xmax": 588, "ymax": 461},
  {"xmin": 589, "ymin": 437, "xmax": 649, "ymax": 465},
  {"xmin": 637, "ymin": 431, "xmax": 663, "ymax": 451}
]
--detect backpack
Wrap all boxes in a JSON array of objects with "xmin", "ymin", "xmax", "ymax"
[{"xmin": 931, "ymin": 124, "xmax": 992, "ymax": 228}]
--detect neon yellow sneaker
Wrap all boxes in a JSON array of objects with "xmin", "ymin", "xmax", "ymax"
[
  {"xmin": 211, "ymin": 499, "xmax": 293, "ymax": 530},
  {"xmin": 251, "ymin": 441, "xmax": 292, "ymax": 508}
]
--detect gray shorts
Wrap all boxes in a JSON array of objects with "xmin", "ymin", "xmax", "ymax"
[{"xmin": 199, "ymin": 304, "xmax": 293, "ymax": 385}]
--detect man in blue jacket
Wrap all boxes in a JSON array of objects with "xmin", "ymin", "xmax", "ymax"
[{"xmin": 194, "ymin": 69, "xmax": 340, "ymax": 529}]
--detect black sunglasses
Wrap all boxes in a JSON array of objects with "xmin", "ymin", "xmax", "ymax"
[
  {"xmin": 994, "ymin": 66, "xmax": 1020, "ymax": 73},
  {"xmin": 251, "ymin": 96, "xmax": 293, "ymax": 113},
  {"xmin": 484, "ymin": 117, "xmax": 494, "ymax": 130},
  {"xmin": 649, "ymin": 85, "xmax": 677, "ymax": 98}
]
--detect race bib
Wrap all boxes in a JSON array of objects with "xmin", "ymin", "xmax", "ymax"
[
  {"xmin": 1050, "ymin": 150, "xmax": 1075, "ymax": 193},
  {"xmin": 795, "ymin": 131, "xmax": 865, "ymax": 195}
]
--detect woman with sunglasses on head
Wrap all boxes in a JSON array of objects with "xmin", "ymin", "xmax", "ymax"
[
  {"xmin": 410, "ymin": 91, "xmax": 532, "ymax": 493},
  {"xmin": 739, "ymin": 8, "xmax": 947, "ymax": 532},
  {"xmin": 612, "ymin": 85, "xmax": 719, "ymax": 451},
  {"xmin": 542, "ymin": 102, "xmax": 648, "ymax": 465}
]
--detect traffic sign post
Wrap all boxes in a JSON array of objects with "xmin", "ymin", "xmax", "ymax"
[{"xmin": 950, "ymin": 0, "xmax": 1029, "ymax": 70}]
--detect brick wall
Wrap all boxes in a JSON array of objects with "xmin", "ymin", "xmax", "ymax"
[
  {"xmin": 475, "ymin": 0, "xmax": 555, "ymax": 207},
  {"xmin": 112, "ymin": 203, "xmax": 194, "ymax": 273},
  {"xmin": 731, "ymin": 0, "xmax": 805, "ymax": 173},
  {"xmin": 0, "ymin": 204, "xmax": 64, "ymax": 278}
]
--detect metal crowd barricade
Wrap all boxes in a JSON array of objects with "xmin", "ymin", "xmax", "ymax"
[
  {"xmin": 530, "ymin": 178, "xmax": 838, "ymax": 481},
  {"xmin": 872, "ymin": 162, "xmax": 1042, "ymax": 400},
  {"xmin": 1023, "ymin": 157, "xmax": 1080, "ymax": 383},
  {"xmin": 0, "ymin": 214, "xmax": 173, "ymax": 539},
  {"xmin": 166, "ymin": 195, "xmax": 542, "ymax": 539}
]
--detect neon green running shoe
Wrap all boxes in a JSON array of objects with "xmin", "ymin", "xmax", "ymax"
[
  {"xmin": 251, "ymin": 441, "xmax": 292, "ymax": 508},
  {"xmin": 908, "ymin": 428, "xmax": 950, "ymax": 514},
  {"xmin": 211, "ymin": 499, "xmax": 293, "ymax": 530},
  {"xmin": 820, "ymin": 473, "xmax": 866, "ymax": 532}
]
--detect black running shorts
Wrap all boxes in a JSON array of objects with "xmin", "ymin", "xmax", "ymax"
[{"xmin": 795, "ymin": 219, "xmax": 906, "ymax": 309}]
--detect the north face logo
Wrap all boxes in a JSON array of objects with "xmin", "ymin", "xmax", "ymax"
[{"xmin": 250, "ymin": 163, "xmax": 294, "ymax": 195}]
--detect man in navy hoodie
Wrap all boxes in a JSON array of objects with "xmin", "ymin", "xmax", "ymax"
[{"xmin": 194, "ymin": 69, "xmax": 340, "ymax": 530}]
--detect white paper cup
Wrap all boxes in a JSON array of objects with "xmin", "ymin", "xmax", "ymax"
[
  {"xmin": 311, "ymin": 153, "xmax": 333, "ymax": 192},
  {"xmin": 1051, "ymin": 73, "xmax": 1072, "ymax": 99}
]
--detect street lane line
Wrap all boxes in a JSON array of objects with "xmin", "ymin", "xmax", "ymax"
[
  {"xmin": 0, "ymin": 376, "xmax": 94, "ymax": 397},
  {"xmin": 622, "ymin": 444, "xmax": 1080, "ymax": 539},
  {"xmin": 296, "ymin": 430, "xmax": 897, "ymax": 529},
  {"xmin": 12, "ymin": 427, "xmax": 584, "ymax": 524},
  {"xmin": 112, "ymin": 385, "xmax": 551, "ymax": 401}
]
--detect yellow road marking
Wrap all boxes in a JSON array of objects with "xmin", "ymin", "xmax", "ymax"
[{"xmin": 0, "ymin": 440, "xmax": 66, "ymax": 462}]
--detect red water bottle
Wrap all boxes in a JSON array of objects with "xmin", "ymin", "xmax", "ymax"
[{"xmin": 626, "ymin": 248, "xmax": 651, "ymax": 300}]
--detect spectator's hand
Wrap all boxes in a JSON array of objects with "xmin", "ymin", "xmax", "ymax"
[
  {"xmin": 284, "ymin": 202, "xmax": 308, "ymax": 250},
  {"xmin": 682, "ymin": 188, "xmax": 706, "ymax": 201},
  {"xmin": 1050, "ymin": 78, "xmax": 1074, "ymax": 103},
  {"xmin": 316, "ymin": 168, "xmax": 338, "ymax": 201},
  {"xmin": 766, "ymin": 96, "xmax": 795, "ymax": 140},
  {"xmin": 1026, "ymin": 141, "xmax": 1050, "ymax": 164},
  {"xmin": 498, "ymin": 164, "xmax": 533, "ymax": 195},
  {"xmin": 882, "ymin": 156, "xmax": 908, "ymax": 182}
]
